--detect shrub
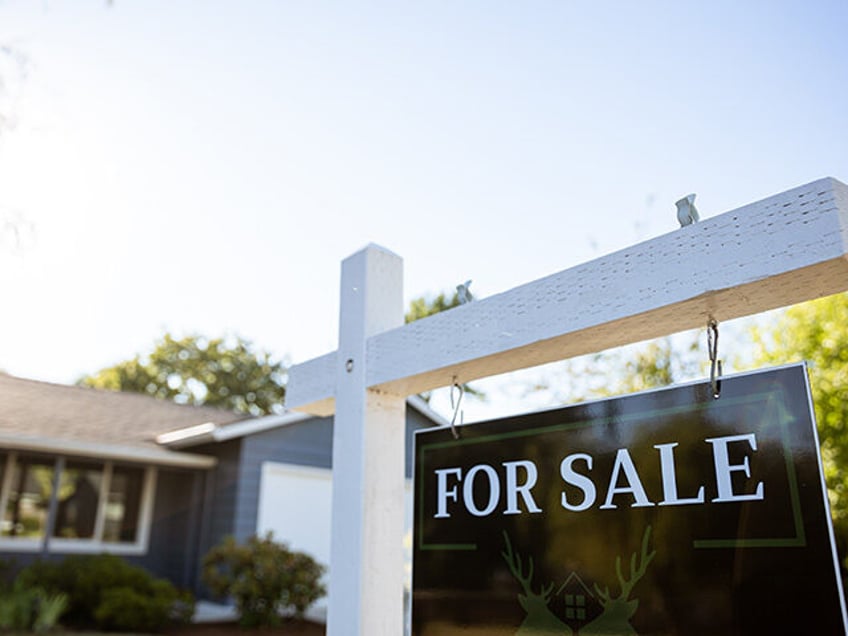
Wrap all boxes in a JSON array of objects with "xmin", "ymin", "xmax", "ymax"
[
  {"xmin": 202, "ymin": 533, "xmax": 326, "ymax": 627},
  {"xmin": 17, "ymin": 554, "xmax": 193, "ymax": 633},
  {"xmin": 32, "ymin": 590, "xmax": 69, "ymax": 634},
  {"xmin": 93, "ymin": 580, "xmax": 192, "ymax": 633},
  {"xmin": 0, "ymin": 580, "xmax": 68, "ymax": 633}
]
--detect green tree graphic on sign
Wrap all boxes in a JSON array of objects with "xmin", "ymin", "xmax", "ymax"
[
  {"xmin": 582, "ymin": 526, "xmax": 656, "ymax": 635},
  {"xmin": 502, "ymin": 526, "xmax": 656, "ymax": 636},
  {"xmin": 502, "ymin": 531, "xmax": 573, "ymax": 635}
]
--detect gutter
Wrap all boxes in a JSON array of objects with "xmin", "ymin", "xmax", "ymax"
[
  {"xmin": 156, "ymin": 411, "xmax": 312, "ymax": 449},
  {"xmin": 157, "ymin": 397, "xmax": 449, "ymax": 450},
  {"xmin": 0, "ymin": 433, "xmax": 217, "ymax": 469},
  {"xmin": 406, "ymin": 394, "xmax": 451, "ymax": 427}
]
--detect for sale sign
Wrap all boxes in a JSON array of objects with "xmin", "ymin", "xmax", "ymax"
[{"xmin": 411, "ymin": 364, "xmax": 847, "ymax": 635}]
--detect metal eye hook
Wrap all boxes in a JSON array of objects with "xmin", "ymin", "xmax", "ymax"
[
  {"xmin": 449, "ymin": 378, "xmax": 464, "ymax": 439},
  {"xmin": 707, "ymin": 319, "xmax": 722, "ymax": 399}
]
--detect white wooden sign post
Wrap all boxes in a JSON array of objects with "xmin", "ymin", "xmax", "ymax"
[{"xmin": 286, "ymin": 177, "xmax": 848, "ymax": 636}]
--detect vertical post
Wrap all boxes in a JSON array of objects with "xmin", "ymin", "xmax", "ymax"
[
  {"xmin": 41, "ymin": 456, "xmax": 65, "ymax": 557},
  {"xmin": 183, "ymin": 470, "xmax": 206, "ymax": 589},
  {"xmin": 327, "ymin": 245, "xmax": 406, "ymax": 636}
]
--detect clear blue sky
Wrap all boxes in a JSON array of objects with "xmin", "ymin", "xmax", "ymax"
[{"xmin": 1, "ymin": 1, "xmax": 846, "ymax": 419}]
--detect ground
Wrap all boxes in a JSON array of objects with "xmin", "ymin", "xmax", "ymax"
[{"xmin": 164, "ymin": 619, "xmax": 325, "ymax": 636}]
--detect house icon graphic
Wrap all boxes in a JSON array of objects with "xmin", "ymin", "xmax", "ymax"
[
  {"xmin": 502, "ymin": 526, "xmax": 656, "ymax": 635},
  {"xmin": 556, "ymin": 572, "xmax": 603, "ymax": 628}
]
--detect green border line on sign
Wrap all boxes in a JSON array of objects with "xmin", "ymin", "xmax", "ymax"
[{"xmin": 694, "ymin": 389, "xmax": 806, "ymax": 549}]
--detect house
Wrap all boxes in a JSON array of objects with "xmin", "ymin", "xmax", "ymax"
[
  {"xmin": 557, "ymin": 571, "xmax": 602, "ymax": 629},
  {"xmin": 0, "ymin": 373, "xmax": 445, "ymax": 597}
]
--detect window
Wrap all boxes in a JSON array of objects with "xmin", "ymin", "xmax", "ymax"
[
  {"xmin": 0, "ymin": 453, "xmax": 155, "ymax": 554},
  {"xmin": 54, "ymin": 461, "xmax": 104, "ymax": 540},
  {"xmin": 565, "ymin": 594, "xmax": 587, "ymax": 620},
  {"xmin": 2, "ymin": 456, "xmax": 55, "ymax": 538},
  {"xmin": 103, "ymin": 465, "xmax": 144, "ymax": 543}
]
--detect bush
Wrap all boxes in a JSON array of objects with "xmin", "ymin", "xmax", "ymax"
[
  {"xmin": 202, "ymin": 533, "xmax": 326, "ymax": 627},
  {"xmin": 0, "ymin": 580, "xmax": 68, "ymax": 633},
  {"xmin": 17, "ymin": 554, "xmax": 193, "ymax": 633},
  {"xmin": 94, "ymin": 580, "xmax": 192, "ymax": 633}
]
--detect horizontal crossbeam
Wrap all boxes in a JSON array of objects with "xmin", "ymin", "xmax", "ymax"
[{"xmin": 287, "ymin": 177, "xmax": 848, "ymax": 415}]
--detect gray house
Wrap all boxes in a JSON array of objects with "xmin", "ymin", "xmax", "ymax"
[{"xmin": 0, "ymin": 373, "xmax": 443, "ymax": 593}]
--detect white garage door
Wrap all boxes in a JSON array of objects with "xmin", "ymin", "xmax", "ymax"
[
  {"xmin": 255, "ymin": 461, "xmax": 413, "ymax": 617},
  {"xmin": 257, "ymin": 462, "xmax": 335, "ymax": 570}
]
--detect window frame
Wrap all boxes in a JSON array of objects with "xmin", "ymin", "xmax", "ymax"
[{"xmin": 0, "ymin": 451, "xmax": 157, "ymax": 555}]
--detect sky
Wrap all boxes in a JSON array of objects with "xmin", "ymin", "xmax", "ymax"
[{"xmin": 0, "ymin": 1, "xmax": 846, "ymax": 421}]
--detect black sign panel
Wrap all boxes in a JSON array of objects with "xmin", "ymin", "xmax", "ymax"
[{"xmin": 412, "ymin": 364, "xmax": 847, "ymax": 635}]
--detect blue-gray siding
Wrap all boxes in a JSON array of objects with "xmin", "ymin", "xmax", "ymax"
[
  {"xmin": 142, "ymin": 468, "xmax": 204, "ymax": 588},
  {"xmin": 231, "ymin": 407, "xmax": 433, "ymax": 545},
  {"xmin": 0, "ymin": 404, "xmax": 440, "ymax": 596},
  {"xmin": 235, "ymin": 416, "xmax": 334, "ymax": 542},
  {"xmin": 192, "ymin": 438, "xmax": 242, "ymax": 561}
]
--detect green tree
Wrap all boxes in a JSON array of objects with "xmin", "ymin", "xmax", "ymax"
[
  {"xmin": 749, "ymin": 292, "xmax": 848, "ymax": 522},
  {"xmin": 405, "ymin": 290, "xmax": 462, "ymax": 323},
  {"xmin": 527, "ymin": 332, "xmax": 702, "ymax": 406},
  {"xmin": 405, "ymin": 289, "xmax": 483, "ymax": 401},
  {"xmin": 611, "ymin": 335, "xmax": 701, "ymax": 395},
  {"xmin": 80, "ymin": 333, "xmax": 287, "ymax": 416}
]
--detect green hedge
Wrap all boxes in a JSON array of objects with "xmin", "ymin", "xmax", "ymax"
[{"xmin": 17, "ymin": 554, "xmax": 193, "ymax": 633}]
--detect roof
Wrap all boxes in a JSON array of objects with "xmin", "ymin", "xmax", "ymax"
[
  {"xmin": 0, "ymin": 374, "xmax": 452, "ymax": 463},
  {"xmin": 0, "ymin": 373, "xmax": 246, "ymax": 468},
  {"xmin": 157, "ymin": 393, "xmax": 451, "ymax": 449}
]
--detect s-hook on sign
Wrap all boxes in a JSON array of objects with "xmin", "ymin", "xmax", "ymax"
[{"xmin": 411, "ymin": 364, "xmax": 848, "ymax": 635}]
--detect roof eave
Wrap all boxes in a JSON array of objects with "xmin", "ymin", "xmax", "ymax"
[
  {"xmin": 158, "ymin": 396, "xmax": 449, "ymax": 450},
  {"xmin": 157, "ymin": 411, "xmax": 313, "ymax": 448},
  {"xmin": 0, "ymin": 433, "xmax": 217, "ymax": 469},
  {"xmin": 406, "ymin": 394, "xmax": 450, "ymax": 427}
]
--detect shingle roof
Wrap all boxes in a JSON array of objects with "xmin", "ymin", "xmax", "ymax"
[{"xmin": 0, "ymin": 373, "xmax": 246, "ymax": 454}]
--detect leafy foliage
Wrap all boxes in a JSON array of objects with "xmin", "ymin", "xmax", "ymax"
[
  {"xmin": 79, "ymin": 332, "xmax": 287, "ymax": 416},
  {"xmin": 405, "ymin": 291, "xmax": 462, "ymax": 323},
  {"xmin": 599, "ymin": 335, "xmax": 701, "ymax": 396},
  {"xmin": 749, "ymin": 293, "xmax": 848, "ymax": 522},
  {"xmin": 202, "ymin": 533, "xmax": 326, "ymax": 627},
  {"xmin": 17, "ymin": 554, "xmax": 193, "ymax": 633},
  {"xmin": 93, "ymin": 580, "xmax": 193, "ymax": 633},
  {"xmin": 527, "ymin": 332, "xmax": 702, "ymax": 406},
  {"xmin": 0, "ymin": 580, "xmax": 68, "ymax": 633},
  {"xmin": 405, "ymin": 290, "xmax": 484, "ymax": 400}
]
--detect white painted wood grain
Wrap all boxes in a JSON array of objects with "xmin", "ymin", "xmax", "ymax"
[
  {"xmin": 326, "ymin": 245, "xmax": 406, "ymax": 636},
  {"xmin": 288, "ymin": 177, "xmax": 848, "ymax": 415}
]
